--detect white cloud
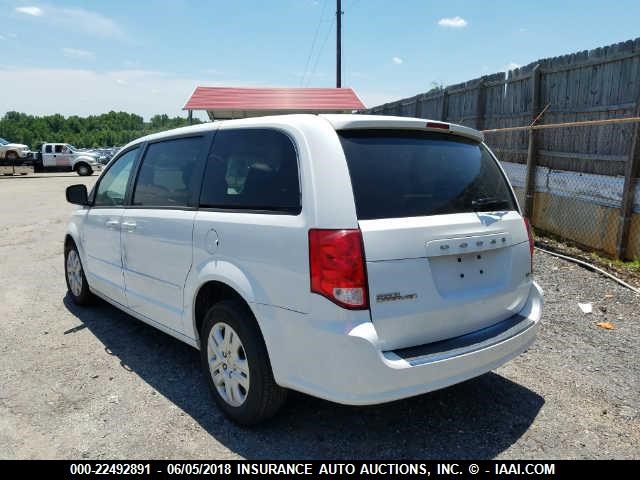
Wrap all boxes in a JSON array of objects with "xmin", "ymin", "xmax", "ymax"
[
  {"xmin": 58, "ymin": 7, "xmax": 124, "ymax": 39},
  {"xmin": 438, "ymin": 16, "xmax": 468, "ymax": 28},
  {"xmin": 392, "ymin": 57, "xmax": 403, "ymax": 65},
  {"xmin": 15, "ymin": 6, "xmax": 43, "ymax": 16},
  {"xmin": 62, "ymin": 48, "xmax": 95, "ymax": 60},
  {"xmin": 15, "ymin": 5, "xmax": 124, "ymax": 39},
  {"xmin": 0, "ymin": 67, "xmax": 258, "ymax": 119},
  {"xmin": 504, "ymin": 62, "xmax": 521, "ymax": 71}
]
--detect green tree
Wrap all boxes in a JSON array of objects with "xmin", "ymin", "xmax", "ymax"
[{"xmin": 0, "ymin": 111, "xmax": 202, "ymax": 150}]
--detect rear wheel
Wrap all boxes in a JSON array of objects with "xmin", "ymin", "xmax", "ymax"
[
  {"xmin": 76, "ymin": 163, "xmax": 92, "ymax": 176},
  {"xmin": 64, "ymin": 243, "xmax": 94, "ymax": 305},
  {"xmin": 200, "ymin": 300, "xmax": 287, "ymax": 425}
]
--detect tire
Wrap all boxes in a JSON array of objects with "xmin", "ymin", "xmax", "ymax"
[
  {"xmin": 76, "ymin": 164, "xmax": 92, "ymax": 176},
  {"xmin": 64, "ymin": 242, "xmax": 94, "ymax": 306},
  {"xmin": 6, "ymin": 151, "xmax": 17, "ymax": 162},
  {"xmin": 200, "ymin": 300, "xmax": 287, "ymax": 425}
]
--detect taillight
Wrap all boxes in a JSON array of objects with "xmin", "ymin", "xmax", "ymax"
[
  {"xmin": 524, "ymin": 218, "xmax": 534, "ymax": 272},
  {"xmin": 309, "ymin": 229, "xmax": 369, "ymax": 309}
]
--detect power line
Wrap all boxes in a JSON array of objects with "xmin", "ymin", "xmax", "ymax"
[
  {"xmin": 306, "ymin": 15, "xmax": 335, "ymax": 87},
  {"xmin": 300, "ymin": 0, "xmax": 329, "ymax": 87}
]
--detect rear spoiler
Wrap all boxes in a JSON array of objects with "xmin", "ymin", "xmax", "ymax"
[{"xmin": 320, "ymin": 114, "xmax": 484, "ymax": 143}]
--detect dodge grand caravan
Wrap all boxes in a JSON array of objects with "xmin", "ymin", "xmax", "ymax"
[{"xmin": 64, "ymin": 114, "xmax": 543, "ymax": 424}]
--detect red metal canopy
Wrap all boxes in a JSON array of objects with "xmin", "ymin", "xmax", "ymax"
[{"xmin": 183, "ymin": 86, "xmax": 365, "ymax": 119}]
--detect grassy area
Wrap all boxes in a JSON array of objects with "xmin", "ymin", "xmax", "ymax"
[{"xmin": 590, "ymin": 253, "xmax": 640, "ymax": 271}]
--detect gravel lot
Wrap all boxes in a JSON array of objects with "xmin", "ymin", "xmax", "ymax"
[{"xmin": 0, "ymin": 174, "xmax": 638, "ymax": 459}]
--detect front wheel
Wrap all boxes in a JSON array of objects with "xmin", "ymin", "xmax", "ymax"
[
  {"xmin": 200, "ymin": 300, "xmax": 287, "ymax": 425},
  {"xmin": 65, "ymin": 244, "xmax": 94, "ymax": 305},
  {"xmin": 76, "ymin": 164, "xmax": 92, "ymax": 176},
  {"xmin": 6, "ymin": 151, "xmax": 17, "ymax": 162}
]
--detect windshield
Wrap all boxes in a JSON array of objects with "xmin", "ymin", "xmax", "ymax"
[
  {"xmin": 339, "ymin": 130, "xmax": 517, "ymax": 220},
  {"xmin": 0, "ymin": 138, "xmax": 8, "ymax": 145},
  {"xmin": 67, "ymin": 145, "xmax": 78, "ymax": 152}
]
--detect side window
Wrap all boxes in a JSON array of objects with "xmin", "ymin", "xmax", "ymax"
[
  {"xmin": 94, "ymin": 148, "xmax": 138, "ymax": 207},
  {"xmin": 132, "ymin": 136, "xmax": 206, "ymax": 207},
  {"xmin": 54, "ymin": 145, "xmax": 63, "ymax": 153},
  {"xmin": 199, "ymin": 129, "xmax": 300, "ymax": 213},
  {"xmin": 45, "ymin": 145, "xmax": 52, "ymax": 154}
]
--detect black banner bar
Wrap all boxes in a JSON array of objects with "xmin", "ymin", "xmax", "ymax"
[{"xmin": 0, "ymin": 460, "xmax": 636, "ymax": 479}]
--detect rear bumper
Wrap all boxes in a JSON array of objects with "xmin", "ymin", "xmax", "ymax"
[{"xmin": 255, "ymin": 282, "xmax": 543, "ymax": 405}]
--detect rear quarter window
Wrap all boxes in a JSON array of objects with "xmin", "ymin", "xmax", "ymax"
[
  {"xmin": 199, "ymin": 128, "xmax": 300, "ymax": 213},
  {"xmin": 339, "ymin": 130, "xmax": 516, "ymax": 220}
]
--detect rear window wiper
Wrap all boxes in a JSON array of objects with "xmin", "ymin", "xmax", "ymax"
[{"xmin": 470, "ymin": 197, "xmax": 510, "ymax": 211}]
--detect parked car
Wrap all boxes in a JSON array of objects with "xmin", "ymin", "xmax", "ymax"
[
  {"xmin": 0, "ymin": 137, "xmax": 30, "ymax": 162},
  {"xmin": 33, "ymin": 143, "xmax": 101, "ymax": 175},
  {"xmin": 63, "ymin": 114, "xmax": 543, "ymax": 424}
]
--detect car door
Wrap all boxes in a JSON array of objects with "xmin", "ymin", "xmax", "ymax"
[
  {"xmin": 42, "ymin": 144, "xmax": 54, "ymax": 167},
  {"xmin": 121, "ymin": 135, "xmax": 208, "ymax": 333},
  {"xmin": 83, "ymin": 147, "xmax": 140, "ymax": 305},
  {"xmin": 54, "ymin": 144, "xmax": 70, "ymax": 167}
]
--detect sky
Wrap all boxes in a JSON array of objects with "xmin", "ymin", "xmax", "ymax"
[{"xmin": 1, "ymin": 0, "xmax": 639, "ymax": 120}]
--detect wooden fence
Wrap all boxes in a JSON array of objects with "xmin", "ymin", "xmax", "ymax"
[{"xmin": 366, "ymin": 38, "xmax": 640, "ymax": 260}]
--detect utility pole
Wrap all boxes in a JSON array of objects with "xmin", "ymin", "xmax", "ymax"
[{"xmin": 336, "ymin": 0, "xmax": 342, "ymax": 88}]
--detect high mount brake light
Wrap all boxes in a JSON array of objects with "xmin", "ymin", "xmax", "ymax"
[{"xmin": 425, "ymin": 121, "xmax": 450, "ymax": 130}]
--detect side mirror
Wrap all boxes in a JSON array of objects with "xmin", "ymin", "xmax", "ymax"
[{"xmin": 66, "ymin": 184, "xmax": 89, "ymax": 206}]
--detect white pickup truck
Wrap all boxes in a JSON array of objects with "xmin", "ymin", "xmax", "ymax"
[
  {"xmin": 34, "ymin": 143, "xmax": 102, "ymax": 176},
  {"xmin": 0, "ymin": 138, "xmax": 32, "ymax": 175},
  {"xmin": 0, "ymin": 137, "xmax": 30, "ymax": 161}
]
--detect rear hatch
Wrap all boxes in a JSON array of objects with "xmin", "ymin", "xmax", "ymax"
[{"xmin": 339, "ymin": 128, "xmax": 533, "ymax": 351}]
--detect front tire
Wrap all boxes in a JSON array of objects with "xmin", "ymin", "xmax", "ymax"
[
  {"xmin": 200, "ymin": 300, "xmax": 287, "ymax": 425},
  {"xmin": 64, "ymin": 243, "xmax": 94, "ymax": 305},
  {"xmin": 6, "ymin": 151, "xmax": 17, "ymax": 162},
  {"xmin": 76, "ymin": 164, "xmax": 92, "ymax": 176}
]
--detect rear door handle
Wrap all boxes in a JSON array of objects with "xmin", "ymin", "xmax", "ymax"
[
  {"xmin": 105, "ymin": 219, "xmax": 120, "ymax": 229},
  {"xmin": 121, "ymin": 221, "xmax": 137, "ymax": 231}
]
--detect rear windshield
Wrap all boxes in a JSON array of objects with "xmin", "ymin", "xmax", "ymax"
[{"xmin": 339, "ymin": 130, "xmax": 517, "ymax": 220}]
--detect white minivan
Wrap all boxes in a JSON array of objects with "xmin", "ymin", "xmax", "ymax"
[{"xmin": 64, "ymin": 114, "xmax": 543, "ymax": 424}]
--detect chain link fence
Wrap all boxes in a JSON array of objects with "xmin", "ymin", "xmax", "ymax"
[
  {"xmin": 484, "ymin": 116, "xmax": 640, "ymax": 260},
  {"xmin": 497, "ymin": 155, "xmax": 635, "ymax": 257}
]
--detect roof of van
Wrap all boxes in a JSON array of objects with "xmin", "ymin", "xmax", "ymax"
[{"xmin": 120, "ymin": 114, "xmax": 484, "ymax": 151}]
